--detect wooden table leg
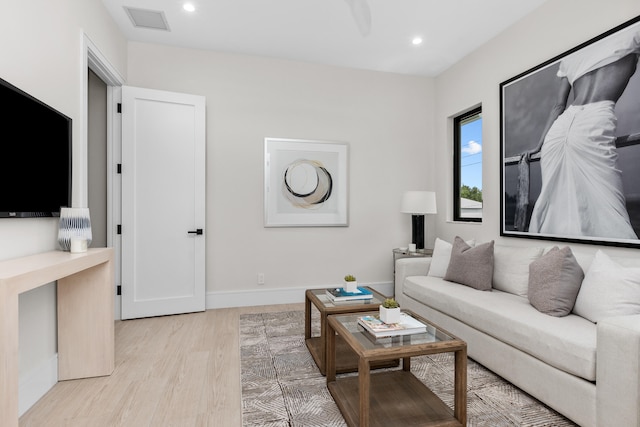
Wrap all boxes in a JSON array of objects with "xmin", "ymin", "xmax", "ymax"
[
  {"xmin": 326, "ymin": 320, "xmax": 336, "ymax": 383},
  {"xmin": 57, "ymin": 261, "xmax": 114, "ymax": 380},
  {"xmin": 0, "ymin": 292, "xmax": 19, "ymax": 427},
  {"xmin": 320, "ymin": 311, "xmax": 328, "ymax": 374},
  {"xmin": 403, "ymin": 356, "xmax": 411, "ymax": 371},
  {"xmin": 304, "ymin": 291, "xmax": 311, "ymax": 340},
  {"xmin": 359, "ymin": 357, "xmax": 370, "ymax": 427},
  {"xmin": 454, "ymin": 347, "xmax": 467, "ymax": 425}
]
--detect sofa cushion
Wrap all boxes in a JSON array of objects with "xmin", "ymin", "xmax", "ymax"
[
  {"xmin": 493, "ymin": 245, "xmax": 544, "ymax": 296},
  {"xmin": 444, "ymin": 237, "xmax": 494, "ymax": 291},
  {"xmin": 403, "ymin": 275, "xmax": 597, "ymax": 381},
  {"xmin": 573, "ymin": 250, "xmax": 640, "ymax": 323},
  {"xmin": 528, "ymin": 246, "xmax": 584, "ymax": 317},
  {"xmin": 428, "ymin": 237, "xmax": 475, "ymax": 278}
]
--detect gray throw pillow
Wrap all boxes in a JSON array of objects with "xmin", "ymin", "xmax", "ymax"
[
  {"xmin": 428, "ymin": 237, "xmax": 476, "ymax": 278},
  {"xmin": 528, "ymin": 246, "xmax": 584, "ymax": 317},
  {"xmin": 444, "ymin": 236, "xmax": 494, "ymax": 291}
]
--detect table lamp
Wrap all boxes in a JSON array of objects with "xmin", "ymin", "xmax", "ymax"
[{"xmin": 401, "ymin": 191, "xmax": 437, "ymax": 250}]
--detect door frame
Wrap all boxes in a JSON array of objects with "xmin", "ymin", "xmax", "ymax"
[{"xmin": 82, "ymin": 34, "xmax": 125, "ymax": 319}]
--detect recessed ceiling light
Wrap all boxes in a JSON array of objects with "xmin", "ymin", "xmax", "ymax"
[
  {"xmin": 412, "ymin": 37, "xmax": 423, "ymax": 46},
  {"xmin": 183, "ymin": 3, "xmax": 195, "ymax": 12}
]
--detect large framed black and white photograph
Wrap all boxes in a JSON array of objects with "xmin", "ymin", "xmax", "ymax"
[
  {"xmin": 264, "ymin": 138, "xmax": 348, "ymax": 227},
  {"xmin": 500, "ymin": 15, "xmax": 640, "ymax": 247}
]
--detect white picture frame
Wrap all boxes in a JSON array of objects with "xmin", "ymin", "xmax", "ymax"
[{"xmin": 264, "ymin": 138, "xmax": 349, "ymax": 227}]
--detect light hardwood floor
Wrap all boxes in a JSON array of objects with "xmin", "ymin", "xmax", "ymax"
[{"xmin": 20, "ymin": 303, "xmax": 304, "ymax": 427}]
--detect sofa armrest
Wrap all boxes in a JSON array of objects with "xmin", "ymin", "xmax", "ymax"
[
  {"xmin": 596, "ymin": 314, "xmax": 640, "ymax": 427},
  {"xmin": 394, "ymin": 257, "xmax": 432, "ymax": 303}
]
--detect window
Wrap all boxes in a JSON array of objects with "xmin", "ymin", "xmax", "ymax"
[{"xmin": 453, "ymin": 107, "xmax": 482, "ymax": 222}]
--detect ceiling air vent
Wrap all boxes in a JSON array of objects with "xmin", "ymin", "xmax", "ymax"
[{"xmin": 123, "ymin": 7, "xmax": 170, "ymax": 31}]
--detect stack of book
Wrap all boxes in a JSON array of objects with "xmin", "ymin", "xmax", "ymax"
[
  {"xmin": 325, "ymin": 287, "xmax": 373, "ymax": 302},
  {"xmin": 357, "ymin": 313, "xmax": 427, "ymax": 338}
]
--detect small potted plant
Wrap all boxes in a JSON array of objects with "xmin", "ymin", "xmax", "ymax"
[
  {"xmin": 343, "ymin": 274, "xmax": 358, "ymax": 293},
  {"xmin": 380, "ymin": 298, "xmax": 401, "ymax": 324}
]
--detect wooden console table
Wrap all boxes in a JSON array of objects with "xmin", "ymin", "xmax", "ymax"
[{"xmin": 0, "ymin": 248, "xmax": 115, "ymax": 427}]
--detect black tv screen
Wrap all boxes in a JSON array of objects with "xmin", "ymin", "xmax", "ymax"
[{"xmin": 0, "ymin": 77, "xmax": 72, "ymax": 218}]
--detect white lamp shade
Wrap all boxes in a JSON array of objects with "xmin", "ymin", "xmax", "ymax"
[{"xmin": 401, "ymin": 191, "xmax": 437, "ymax": 214}]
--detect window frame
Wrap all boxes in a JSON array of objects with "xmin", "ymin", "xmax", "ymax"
[{"xmin": 453, "ymin": 106, "xmax": 482, "ymax": 223}]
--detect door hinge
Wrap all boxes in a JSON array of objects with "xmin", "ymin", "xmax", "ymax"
[
  {"xmin": 117, "ymin": 224, "xmax": 122, "ymax": 234},
  {"xmin": 117, "ymin": 163, "xmax": 122, "ymax": 174},
  {"xmin": 117, "ymin": 285, "xmax": 122, "ymax": 295},
  {"xmin": 117, "ymin": 103, "xmax": 122, "ymax": 113}
]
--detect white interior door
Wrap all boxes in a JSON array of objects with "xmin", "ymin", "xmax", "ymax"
[{"xmin": 120, "ymin": 86, "xmax": 206, "ymax": 320}]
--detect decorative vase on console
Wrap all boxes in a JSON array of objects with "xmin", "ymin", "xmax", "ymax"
[{"xmin": 58, "ymin": 207, "xmax": 92, "ymax": 251}]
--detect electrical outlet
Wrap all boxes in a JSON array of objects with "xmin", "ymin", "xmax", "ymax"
[{"xmin": 257, "ymin": 273, "xmax": 265, "ymax": 285}]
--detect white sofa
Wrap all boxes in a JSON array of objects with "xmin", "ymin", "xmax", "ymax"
[{"xmin": 394, "ymin": 241, "xmax": 640, "ymax": 427}]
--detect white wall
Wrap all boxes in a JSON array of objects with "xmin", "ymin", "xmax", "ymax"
[
  {"xmin": 1, "ymin": 0, "xmax": 127, "ymax": 414},
  {"xmin": 125, "ymin": 43, "xmax": 436, "ymax": 301},
  {"xmin": 433, "ymin": 0, "xmax": 640, "ymax": 257}
]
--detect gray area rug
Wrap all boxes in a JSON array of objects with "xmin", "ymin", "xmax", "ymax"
[{"xmin": 240, "ymin": 310, "xmax": 577, "ymax": 427}]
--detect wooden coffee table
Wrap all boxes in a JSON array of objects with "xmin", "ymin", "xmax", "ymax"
[
  {"xmin": 305, "ymin": 287, "xmax": 398, "ymax": 375},
  {"xmin": 326, "ymin": 310, "xmax": 467, "ymax": 427}
]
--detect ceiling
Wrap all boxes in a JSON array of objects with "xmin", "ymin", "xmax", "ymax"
[{"xmin": 101, "ymin": 0, "xmax": 548, "ymax": 77}]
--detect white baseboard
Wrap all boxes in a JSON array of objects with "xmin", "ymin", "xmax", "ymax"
[
  {"xmin": 112, "ymin": 282, "xmax": 394, "ymax": 318},
  {"xmin": 205, "ymin": 281, "xmax": 394, "ymax": 309},
  {"xmin": 19, "ymin": 354, "xmax": 58, "ymax": 417}
]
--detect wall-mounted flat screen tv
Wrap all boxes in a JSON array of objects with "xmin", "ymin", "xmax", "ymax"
[{"xmin": 0, "ymin": 77, "xmax": 72, "ymax": 218}]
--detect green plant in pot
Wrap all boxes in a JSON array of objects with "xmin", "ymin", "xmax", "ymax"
[
  {"xmin": 343, "ymin": 274, "xmax": 358, "ymax": 293},
  {"xmin": 380, "ymin": 298, "xmax": 401, "ymax": 324}
]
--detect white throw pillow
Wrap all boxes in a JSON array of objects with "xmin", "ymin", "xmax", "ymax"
[
  {"xmin": 493, "ymin": 245, "xmax": 544, "ymax": 296},
  {"xmin": 573, "ymin": 250, "xmax": 640, "ymax": 323},
  {"xmin": 428, "ymin": 237, "xmax": 475, "ymax": 278}
]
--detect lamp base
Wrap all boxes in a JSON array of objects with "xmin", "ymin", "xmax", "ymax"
[{"xmin": 411, "ymin": 214, "xmax": 425, "ymax": 250}]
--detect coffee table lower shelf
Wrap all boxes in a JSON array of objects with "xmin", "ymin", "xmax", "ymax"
[
  {"xmin": 306, "ymin": 336, "xmax": 399, "ymax": 374},
  {"xmin": 328, "ymin": 370, "xmax": 462, "ymax": 427}
]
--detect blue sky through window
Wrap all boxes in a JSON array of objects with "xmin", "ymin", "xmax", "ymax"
[{"xmin": 460, "ymin": 117, "xmax": 482, "ymax": 190}]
